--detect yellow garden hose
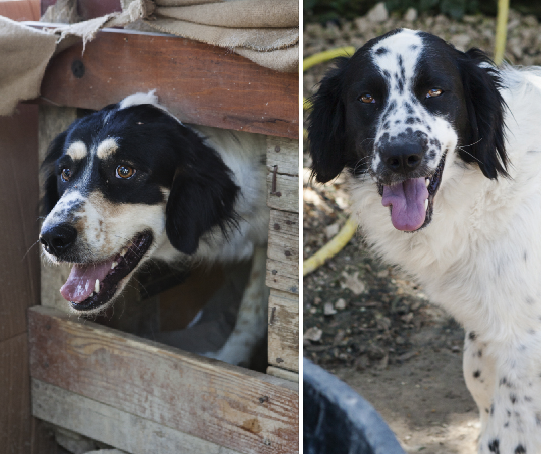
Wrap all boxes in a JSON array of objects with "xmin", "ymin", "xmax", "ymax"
[
  {"xmin": 303, "ymin": 46, "xmax": 358, "ymax": 277},
  {"xmin": 494, "ymin": 0, "xmax": 510, "ymax": 65}
]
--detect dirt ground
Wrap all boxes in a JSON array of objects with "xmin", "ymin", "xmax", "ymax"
[{"xmin": 303, "ymin": 7, "xmax": 541, "ymax": 453}]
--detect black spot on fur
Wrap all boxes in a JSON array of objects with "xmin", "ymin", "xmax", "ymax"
[
  {"xmin": 383, "ymin": 69, "xmax": 391, "ymax": 79},
  {"xmin": 526, "ymin": 296, "xmax": 534, "ymax": 305},
  {"xmin": 515, "ymin": 445, "xmax": 526, "ymax": 453},
  {"xmin": 490, "ymin": 404, "xmax": 494, "ymax": 415},
  {"xmin": 375, "ymin": 47, "xmax": 389, "ymax": 55},
  {"xmin": 382, "ymin": 121, "xmax": 390, "ymax": 129},
  {"xmin": 525, "ymin": 396, "xmax": 533, "ymax": 402},
  {"xmin": 488, "ymin": 439, "xmax": 500, "ymax": 453},
  {"xmin": 511, "ymin": 394, "xmax": 517, "ymax": 404},
  {"xmin": 469, "ymin": 332, "xmax": 477, "ymax": 341},
  {"xmin": 397, "ymin": 78, "xmax": 404, "ymax": 93},
  {"xmin": 524, "ymin": 251, "xmax": 528, "ymax": 261},
  {"xmin": 473, "ymin": 370, "xmax": 481, "ymax": 378},
  {"xmin": 478, "ymin": 349, "xmax": 483, "ymax": 357},
  {"xmin": 404, "ymin": 102, "xmax": 414, "ymax": 115}
]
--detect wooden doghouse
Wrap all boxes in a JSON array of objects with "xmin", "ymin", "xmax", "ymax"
[{"xmin": 15, "ymin": 8, "xmax": 299, "ymax": 453}]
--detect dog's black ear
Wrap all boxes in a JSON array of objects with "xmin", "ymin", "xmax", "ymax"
[
  {"xmin": 458, "ymin": 48, "xmax": 508, "ymax": 179},
  {"xmin": 165, "ymin": 148, "xmax": 240, "ymax": 255},
  {"xmin": 40, "ymin": 130, "xmax": 67, "ymax": 216},
  {"xmin": 308, "ymin": 56, "xmax": 350, "ymax": 183}
]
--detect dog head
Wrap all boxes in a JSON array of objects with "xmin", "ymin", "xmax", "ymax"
[
  {"xmin": 308, "ymin": 29, "xmax": 508, "ymax": 231},
  {"xmin": 40, "ymin": 92, "xmax": 239, "ymax": 314}
]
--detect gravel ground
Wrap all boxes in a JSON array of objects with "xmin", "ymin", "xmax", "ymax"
[{"xmin": 303, "ymin": 6, "xmax": 541, "ymax": 453}]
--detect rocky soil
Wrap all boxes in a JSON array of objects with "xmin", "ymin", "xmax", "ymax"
[{"xmin": 303, "ymin": 6, "xmax": 541, "ymax": 453}]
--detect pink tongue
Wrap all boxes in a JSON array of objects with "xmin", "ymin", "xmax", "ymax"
[
  {"xmin": 381, "ymin": 177, "xmax": 428, "ymax": 231},
  {"xmin": 60, "ymin": 260, "xmax": 114, "ymax": 302}
]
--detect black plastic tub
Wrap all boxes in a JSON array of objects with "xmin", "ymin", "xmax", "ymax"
[{"xmin": 303, "ymin": 359, "xmax": 406, "ymax": 454}]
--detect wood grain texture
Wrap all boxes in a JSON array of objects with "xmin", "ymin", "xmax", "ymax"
[
  {"xmin": 32, "ymin": 379, "xmax": 242, "ymax": 454},
  {"xmin": 266, "ymin": 174, "xmax": 298, "ymax": 213},
  {"xmin": 38, "ymin": 29, "xmax": 298, "ymax": 139},
  {"xmin": 265, "ymin": 259, "xmax": 298, "ymax": 295},
  {"xmin": 267, "ymin": 290, "xmax": 298, "ymax": 373},
  {"xmin": 28, "ymin": 306, "xmax": 299, "ymax": 454},
  {"xmin": 267, "ymin": 211, "xmax": 299, "ymax": 269},
  {"xmin": 0, "ymin": 334, "xmax": 56, "ymax": 454},
  {"xmin": 0, "ymin": 104, "xmax": 40, "ymax": 341},
  {"xmin": 266, "ymin": 136, "xmax": 299, "ymax": 177},
  {"xmin": 265, "ymin": 367, "xmax": 298, "ymax": 383}
]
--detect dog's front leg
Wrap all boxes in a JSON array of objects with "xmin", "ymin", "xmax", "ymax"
[
  {"xmin": 203, "ymin": 246, "xmax": 268, "ymax": 366},
  {"xmin": 474, "ymin": 340, "xmax": 541, "ymax": 454}
]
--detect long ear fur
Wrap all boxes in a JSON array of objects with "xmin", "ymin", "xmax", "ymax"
[
  {"xmin": 40, "ymin": 130, "xmax": 67, "ymax": 216},
  {"xmin": 165, "ymin": 145, "xmax": 240, "ymax": 255},
  {"xmin": 458, "ymin": 48, "xmax": 508, "ymax": 179},
  {"xmin": 307, "ymin": 56, "xmax": 350, "ymax": 183}
]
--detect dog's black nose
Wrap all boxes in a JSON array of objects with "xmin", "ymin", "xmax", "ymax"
[
  {"xmin": 40, "ymin": 224, "xmax": 78, "ymax": 256},
  {"xmin": 381, "ymin": 143, "xmax": 423, "ymax": 174}
]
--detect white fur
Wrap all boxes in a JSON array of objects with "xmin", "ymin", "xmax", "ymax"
[{"xmin": 349, "ymin": 66, "xmax": 541, "ymax": 452}]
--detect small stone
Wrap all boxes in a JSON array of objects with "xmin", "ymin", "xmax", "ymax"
[
  {"xmin": 304, "ymin": 327, "xmax": 323, "ymax": 342},
  {"xmin": 404, "ymin": 8, "xmax": 417, "ymax": 22},
  {"xmin": 324, "ymin": 302, "xmax": 337, "ymax": 315},
  {"xmin": 366, "ymin": 2, "xmax": 388, "ymax": 23},
  {"xmin": 335, "ymin": 298, "xmax": 347, "ymax": 310},
  {"xmin": 341, "ymin": 271, "xmax": 366, "ymax": 295},
  {"xmin": 450, "ymin": 34, "xmax": 471, "ymax": 50},
  {"xmin": 325, "ymin": 222, "xmax": 340, "ymax": 239}
]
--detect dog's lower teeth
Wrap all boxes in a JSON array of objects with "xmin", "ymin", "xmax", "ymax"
[
  {"xmin": 425, "ymin": 199, "xmax": 429, "ymax": 210},
  {"xmin": 111, "ymin": 261, "xmax": 118, "ymax": 269},
  {"xmin": 95, "ymin": 279, "xmax": 100, "ymax": 293},
  {"xmin": 120, "ymin": 248, "xmax": 127, "ymax": 257},
  {"xmin": 425, "ymin": 178, "xmax": 430, "ymax": 187}
]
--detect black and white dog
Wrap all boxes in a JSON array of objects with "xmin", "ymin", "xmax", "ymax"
[
  {"xmin": 40, "ymin": 91, "xmax": 269, "ymax": 366},
  {"xmin": 309, "ymin": 29, "xmax": 541, "ymax": 453}
]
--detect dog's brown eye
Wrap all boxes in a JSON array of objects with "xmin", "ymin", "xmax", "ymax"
[
  {"xmin": 116, "ymin": 165, "xmax": 136, "ymax": 179},
  {"xmin": 426, "ymin": 88, "xmax": 443, "ymax": 98},
  {"xmin": 359, "ymin": 93, "xmax": 375, "ymax": 104},
  {"xmin": 61, "ymin": 168, "xmax": 72, "ymax": 182}
]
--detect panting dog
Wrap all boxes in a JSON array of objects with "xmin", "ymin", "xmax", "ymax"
[
  {"xmin": 309, "ymin": 29, "xmax": 541, "ymax": 453},
  {"xmin": 40, "ymin": 91, "xmax": 269, "ymax": 366}
]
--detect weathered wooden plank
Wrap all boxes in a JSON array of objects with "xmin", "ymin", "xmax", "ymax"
[
  {"xmin": 28, "ymin": 306, "xmax": 299, "ymax": 454},
  {"xmin": 266, "ymin": 136, "xmax": 299, "ymax": 177},
  {"xmin": 36, "ymin": 28, "xmax": 298, "ymax": 139},
  {"xmin": 0, "ymin": 334, "xmax": 56, "ymax": 454},
  {"xmin": 0, "ymin": 104, "xmax": 40, "ymax": 341},
  {"xmin": 32, "ymin": 379, "xmax": 242, "ymax": 454},
  {"xmin": 266, "ymin": 367, "xmax": 298, "ymax": 383},
  {"xmin": 267, "ymin": 290, "xmax": 298, "ymax": 373},
  {"xmin": 267, "ymin": 211, "xmax": 299, "ymax": 267},
  {"xmin": 266, "ymin": 259, "xmax": 298, "ymax": 294},
  {"xmin": 266, "ymin": 173, "xmax": 298, "ymax": 213}
]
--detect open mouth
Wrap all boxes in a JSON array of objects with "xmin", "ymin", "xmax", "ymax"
[
  {"xmin": 378, "ymin": 152, "xmax": 447, "ymax": 231},
  {"xmin": 60, "ymin": 231, "xmax": 153, "ymax": 312}
]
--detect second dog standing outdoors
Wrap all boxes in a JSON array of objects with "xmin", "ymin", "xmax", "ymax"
[{"xmin": 309, "ymin": 28, "xmax": 541, "ymax": 453}]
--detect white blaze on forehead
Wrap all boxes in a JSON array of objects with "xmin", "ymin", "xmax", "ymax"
[
  {"xmin": 370, "ymin": 29, "xmax": 423, "ymax": 77},
  {"xmin": 66, "ymin": 141, "xmax": 88, "ymax": 160},
  {"xmin": 96, "ymin": 138, "xmax": 119, "ymax": 159},
  {"xmin": 119, "ymin": 90, "xmax": 159, "ymax": 110}
]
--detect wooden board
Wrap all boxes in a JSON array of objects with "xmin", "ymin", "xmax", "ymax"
[
  {"xmin": 266, "ymin": 210, "xmax": 299, "ymax": 294},
  {"xmin": 0, "ymin": 334, "xmax": 56, "ymax": 454},
  {"xmin": 0, "ymin": 0, "xmax": 40, "ymax": 20},
  {"xmin": 28, "ymin": 306, "xmax": 299, "ymax": 454},
  {"xmin": 32, "ymin": 379, "xmax": 242, "ymax": 454},
  {"xmin": 35, "ymin": 28, "xmax": 298, "ymax": 139},
  {"xmin": 266, "ymin": 367, "xmax": 298, "ymax": 383},
  {"xmin": 267, "ymin": 290, "xmax": 298, "ymax": 373},
  {"xmin": 266, "ymin": 174, "xmax": 298, "ymax": 213},
  {"xmin": 266, "ymin": 136, "xmax": 299, "ymax": 177}
]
